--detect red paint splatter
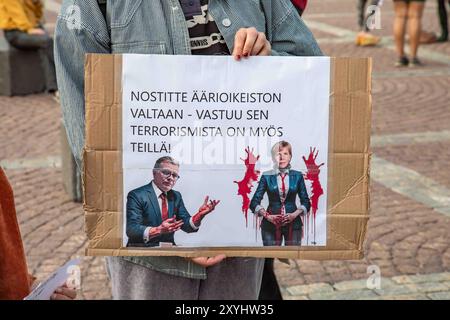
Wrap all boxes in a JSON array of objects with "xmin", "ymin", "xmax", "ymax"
[
  {"xmin": 302, "ymin": 147, "xmax": 324, "ymax": 245},
  {"xmin": 234, "ymin": 147, "xmax": 260, "ymax": 227}
]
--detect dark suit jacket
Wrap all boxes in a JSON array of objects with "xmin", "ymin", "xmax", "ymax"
[
  {"xmin": 126, "ymin": 182, "xmax": 197, "ymax": 247},
  {"xmin": 250, "ymin": 170, "xmax": 311, "ymax": 232}
]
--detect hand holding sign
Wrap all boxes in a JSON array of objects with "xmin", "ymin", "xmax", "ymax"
[
  {"xmin": 232, "ymin": 27, "xmax": 271, "ymax": 60},
  {"xmin": 50, "ymin": 284, "xmax": 77, "ymax": 300}
]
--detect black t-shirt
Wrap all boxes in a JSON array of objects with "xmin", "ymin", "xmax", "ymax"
[{"xmin": 179, "ymin": 0, "xmax": 230, "ymax": 55}]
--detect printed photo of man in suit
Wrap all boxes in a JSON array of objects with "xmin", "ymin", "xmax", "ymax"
[
  {"xmin": 250, "ymin": 141, "xmax": 311, "ymax": 246},
  {"xmin": 126, "ymin": 156, "xmax": 220, "ymax": 247}
]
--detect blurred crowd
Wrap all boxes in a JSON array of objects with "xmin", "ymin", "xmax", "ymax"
[{"xmin": 357, "ymin": 0, "xmax": 448, "ymax": 66}]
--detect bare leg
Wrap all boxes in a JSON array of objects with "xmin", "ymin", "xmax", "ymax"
[
  {"xmin": 393, "ymin": 1, "xmax": 409, "ymax": 58},
  {"xmin": 407, "ymin": 1, "xmax": 425, "ymax": 59}
]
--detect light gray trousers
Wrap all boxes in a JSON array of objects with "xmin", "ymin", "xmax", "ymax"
[{"xmin": 105, "ymin": 257, "xmax": 265, "ymax": 300}]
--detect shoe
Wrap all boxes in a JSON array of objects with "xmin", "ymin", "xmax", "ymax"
[
  {"xmin": 360, "ymin": 34, "xmax": 381, "ymax": 46},
  {"xmin": 356, "ymin": 32, "xmax": 381, "ymax": 46},
  {"xmin": 395, "ymin": 56, "xmax": 409, "ymax": 67},
  {"xmin": 355, "ymin": 32, "xmax": 364, "ymax": 46},
  {"xmin": 436, "ymin": 33, "xmax": 448, "ymax": 42},
  {"xmin": 409, "ymin": 57, "xmax": 423, "ymax": 67}
]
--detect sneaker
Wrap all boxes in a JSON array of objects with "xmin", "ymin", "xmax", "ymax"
[
  {"xmin": 360, "ymin": 34, "xmax": 381, "ymax": 46},
  {"xmin": 355, "ymin": 32, "xmax": 363, "ymax": 46},
  {"xmin": 355, "ymin": 32, "xmax": 381, "ymax": 46},
  {"xmin": 395, "ymin": 56, "xmax": 409, "ymax": 67},
  {"xmin": 409, "ymin": 57, "xmax": 423, "ymax": 67}
]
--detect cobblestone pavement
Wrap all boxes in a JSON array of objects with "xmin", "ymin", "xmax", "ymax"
[{"xmin": 0, "ymin": 0, "xmax": 449, "ymax": 300}]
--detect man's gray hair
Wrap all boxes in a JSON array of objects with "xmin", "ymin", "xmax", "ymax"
[{"xmin": 153, "ymin": 156, "xmax": 179, "ymax": 169}]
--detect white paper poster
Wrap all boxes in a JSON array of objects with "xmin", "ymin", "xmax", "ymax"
[
  {"xmin": 122, "ymin": 55, "xmax": 330, "ymax": 248},
  {"xmin": 24, "ymin": 259, "xmax": 80, "ymax": 300}
]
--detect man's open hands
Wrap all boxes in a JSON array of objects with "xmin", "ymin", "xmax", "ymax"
[
  {"xmin": 192, "ymin": 196, "xmax": 220, "ymax": 226},
  {"xmin": 158, "ymin": 217, "xmax": 184, "ymax": 234},
  {"xmin": 197, "ymin": 196, "xmax": 220, "ymax": 217}
]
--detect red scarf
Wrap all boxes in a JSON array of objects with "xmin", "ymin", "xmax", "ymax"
[{"xmin": 291, "ymin": 0, "xmax": 308, "ymax": 13}]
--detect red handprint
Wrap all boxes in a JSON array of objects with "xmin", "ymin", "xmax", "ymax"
[
  {"xmin": 302, "ymin": 147, "xmax": 324, "ymax": 245},
  {"xmin": 234, "ymin": 147, "xmax": 260, "ymax": 227}
]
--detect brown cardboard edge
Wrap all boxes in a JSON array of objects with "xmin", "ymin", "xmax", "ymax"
[
  {"xmin": 84, "ymin": 55, "xmax": 371, "ymax": 260},
  {"xmin": 86, "ymin": 248, "xmax": 363, "ymax": 260}
]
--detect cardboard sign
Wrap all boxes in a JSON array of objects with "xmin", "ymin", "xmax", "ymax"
[{"xmin": 84, "ymin": 54, "xmax": 371, "ymax": 259}]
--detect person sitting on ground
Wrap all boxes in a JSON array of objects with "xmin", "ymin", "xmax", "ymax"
[{"xmin": 0, "ymin": 0, "xmax": 57, "ymax": 93}]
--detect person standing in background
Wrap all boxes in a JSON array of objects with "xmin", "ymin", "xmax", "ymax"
[
  {"xmin": 393, "ymin": 0, "xmax": 426, "ymax": 67},
  {"xmin": 356, "ymin": 0, "xmax": 383, "ymax": 46}
]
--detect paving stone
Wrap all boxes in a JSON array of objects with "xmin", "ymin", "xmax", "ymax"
[
  {"xmin": 427, "ymin": 292, "xmax": 450, "ymax": 300},
  {"xmin": 375, "ymin": 285, "xmax": 417, "ymax": 297},
  {"xmin": 309, "ymin": 289, "xmax": 378, "ymax": 300},
  {"xmin": 334, "ymin": 278, "xmax": 396, "ymax": 291},
  {"xmin": 286, "ymin": 283, "xmax": 334, "ymax": 296},
  {"xmin": 392, "ymin": 273, "xmax": 450, "ymax": 284},
  {"xmin": 368, "ymin": 294, "xmax": 429, "ymax": 301},
  {"xmin": 405, "ymin": 282, "xmax": 449, "ymax": 294},
  {"xmin": 283, "ymin": 295, "xmax": 310, "ymax": 300}
]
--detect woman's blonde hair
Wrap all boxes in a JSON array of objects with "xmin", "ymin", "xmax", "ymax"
[{"xmin": 271, "ymin": 141, "xmax": 292, "ymax": 162}]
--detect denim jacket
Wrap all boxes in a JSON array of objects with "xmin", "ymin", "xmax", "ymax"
[{"xmin": 54, "ymin": 0, "xmax": 322, "ymax": 279}]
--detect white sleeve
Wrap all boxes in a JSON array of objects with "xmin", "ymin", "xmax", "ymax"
[
  {"xmin": 189, "ymin": 218, "xmax": 200, "ymax": 230},
  {"xmin": 143, "ymin": 227, "xmax": 152, "ymax": 243}
]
